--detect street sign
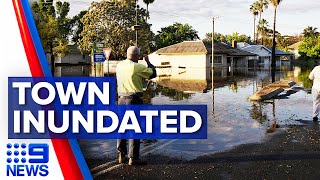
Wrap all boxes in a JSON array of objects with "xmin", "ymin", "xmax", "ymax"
[
  {"xmin": 103, "ymin": 48, "xmax": 112, "ymax": 61},
  {"xmin": 93, "ymin": 53, "xmax": 105, "ymax": 62},
  {"xmin": 93, "ymin": 42, "xmax": 104, "ymax": 53},
  {"xmin": 96, "ymin": 43, "xmax": 104, "ymax": 48},
  {"xmin": 131, "ymin": 25, "xmax": 142, "ymax": 31}
]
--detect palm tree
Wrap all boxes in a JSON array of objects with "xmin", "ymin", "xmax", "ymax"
[
  {"xmin": 143, "ymin": 0, "xmax": 155, "ymax": 22},
  {"xmin": 269, "ymin": 0, "xmax": 283, "ymax": 82},
  {"xmin": 255, "ymin": 0, "xmax": 268, "ymax": 44},
  {"xmin": 250, "ymin": 2, "xmax": 259, "ymax": 43},
  {"xmin": 303, "ymin": 26, "xmax": 319, "ymax": 37},
  {"xmin": 257, "ymin": 19, "xmax": 269, "ymax": 45},
  {"xmin": 257, "ymin": 0, "xmax": 269, "ymax": 22}
]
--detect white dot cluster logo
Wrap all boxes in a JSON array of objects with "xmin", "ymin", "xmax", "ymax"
[
  {"xmin": 6, "ymin": 143, "xmax": 49, "ymax": 177},
  {"xmin": 7, "ymin": 143, "xmax": 27, "ymax": 164}
]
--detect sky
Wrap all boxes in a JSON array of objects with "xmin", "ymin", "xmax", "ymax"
[{"xmin": 30, "ymin": 0, "xmax": 320, "ymax": 39}]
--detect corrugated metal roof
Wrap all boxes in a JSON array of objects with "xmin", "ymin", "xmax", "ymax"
[
  {"xmin": 241, "ymin": 45, "xmax": 292, "ymax": 56},
  {"xmin": 240, "ymin": 45, "xmax": 266, "ymax": 54},
  {"xmin": 156, "ymin": 41, "xmax": 207, "ymax": 54},
  {"xmin": 156, "ymin": 41, "xmax": 256, "ymax": 56},
  {"xmin": 265, "ymin": 46, "xmax": 292, "ymax": 55},
  {"xmin": 203, "ymin": 41, "xmax": 256, "ymax": 56}
]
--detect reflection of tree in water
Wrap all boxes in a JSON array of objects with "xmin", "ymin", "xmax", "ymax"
[
  {"xmin": 229, "ymin": 81, "xmax": 238, "ymax": 93},
  {"xmin": 143, "ymin": 83, "xmax": 192, "ymax": 101},
  {"xmin": 250, "ymin": 103, "xmax": 267, "ymax": 124},
  {"xmin": 298, "ymin": 69, "xmax": 313, "ymax": 88},
  {"xmin": 157, "ymin": 86, "xmax": 192, "ymax": 101}
]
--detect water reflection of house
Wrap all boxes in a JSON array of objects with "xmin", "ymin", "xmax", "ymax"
[
  {"xmin": 157, "ymin": 78, "xmax": 210, "ymax": 93},
  {"xmin": 155, "ymin": 67, "xmax": 254, "ymax": 92},
  {"xmin": 149, "ymin": 41, "xmax": 257, "ymax": 69},
  {"xmin": 237, "ymin": 42, "xmax": 294, "ymax": 69}
]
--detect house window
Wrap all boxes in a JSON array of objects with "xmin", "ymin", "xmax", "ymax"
[
  {"xmin": 210, "ymin": 56, "xmax": 223, "ymax": 64},
  {"xmin": 214, "ymin": 56, "xmax": 222, "ymax": 64}
]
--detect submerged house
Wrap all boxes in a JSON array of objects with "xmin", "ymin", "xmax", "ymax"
[
  {"xmin": 288, "ymin": 41, "xmax": 302, "ymax": 59},
  {"xmin": 59, "ymin": 43, "xmax": 91, "ymax": 64},
  {"xmin": 149, "ymin": 41, "xmax": 257, "ymax": 69},
  {"xmin": 237, "ymin": 43, "xmax": 294, "ymax": 69}
]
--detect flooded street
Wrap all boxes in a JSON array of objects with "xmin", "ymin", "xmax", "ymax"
[
  {"xmin": 56, "ymin": 65, "xmax": 315, "ymax": 162},
  {"xmin": 139, "ymin": 66, "xmax": 313, "ymax": 160}
]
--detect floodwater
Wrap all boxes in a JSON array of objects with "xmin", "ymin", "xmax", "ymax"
[{"xmin": 56, "ymin": 65, "xmax": 315, "ymax": 161}]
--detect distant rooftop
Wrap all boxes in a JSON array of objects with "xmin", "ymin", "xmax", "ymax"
[
  {"xmin": 238, "ymin": 44, "xmax": 292, "ymax": 56},
  {"xmin": 156, "ymin": 41, "xmax": 256, "ymax": 56},
  {"xmin": 288, "ymin": 41, "xmax": 302, "ymax": 50},
  {"xmin": 264, "ymin": 46, "xmax": 292, "ymax": 55}
]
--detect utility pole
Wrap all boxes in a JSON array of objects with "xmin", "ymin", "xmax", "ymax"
[
  {"xmin": 212, "ymin": 17, "xmax": 214, "ymax": 70},
  {"xmin": 135, "ymin": 0, "xmax": 138, "ymax": 46},
  {"xmin": 212, "ymin": 17, "xmax": 215, "ymax": 115}
]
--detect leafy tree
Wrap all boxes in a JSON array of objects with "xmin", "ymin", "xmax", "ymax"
[
  {"xmin": 303, "ymin": 26, "xmax": 319, "ymax": 38},
  {"xmin": 31, "ymin": 0, "xmax": 71, "ymax": 73},
  {"xmin": 70, "ymin": 10, "xmax": 87, "ymax": 42},
  {"xmin": 203, "ymin": 32, "xmax": 227, "ymax": 43},
  {"xmin": 276, "ymin": 34, "xmax": 289, "ymax": 51},
  {"xmin": 55, "ymin": 1, "xmax": 71, "ymax": 39},
  {"xmin": 298, "ymin": 69, "xmax": 313, "ymax": 88},
  {"xmin": 155, "ymin": 23, "xmax": 199, "ymax": 49},
  {"xmin": 298, "ymin": 36, "xmax": 320, "ymax": 59},
  {"xmin": 78, "ymin": 0, "xmax": 154, "ymax": 60},
  {"xmin": 203, "ymin": 32, "xmax": 250, "ymax": 43},
  {"xmin": 226, "ymin": 32, "xmax": 251, "ymax": 43}
]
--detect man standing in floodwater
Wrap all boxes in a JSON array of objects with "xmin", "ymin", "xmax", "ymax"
[
  {"xmin": 116, "ymin": 46, "xmax": 157, "ymax": 165},
  {"xmin": 309, "ymin": 65, "xmax": 320, "ymax": 121}
]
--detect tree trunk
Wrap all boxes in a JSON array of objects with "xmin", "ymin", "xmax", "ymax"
[
  {"xmin": 258, "ymin": 11, "xmax": 262, "ymax": 44},
  {"xmin": 146, "ymin": 4, "xmax": 149, "ymax": 23},
  {"xmin": 253, "ymin": 16, "xmax": 256, "ymax": 42},
  {"xmin": 50, "ymin": 44, "xmax": 55, "ymax": 76},
  {"xmin": 271, "ymin": 7, "xmax": 277, "ymax": 83},
  {"xmin": 259, "ymin": 11, "xmax": 262, "ymax": 22}
]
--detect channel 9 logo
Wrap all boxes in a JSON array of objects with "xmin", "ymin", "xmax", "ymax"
[{"xmin": 6, "ymin": 143, "xmax": 49, "ymax": 177}]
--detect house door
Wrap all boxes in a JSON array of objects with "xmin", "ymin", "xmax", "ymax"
[
  {"xmin": 233, "ymin": 57, "xmax": 238, "ymax": 67},
  {"xmin": 227, "ymin": 57, "xmax": 231, "ymax": 66}
]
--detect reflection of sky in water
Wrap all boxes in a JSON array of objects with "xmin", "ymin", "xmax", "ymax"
[{"xmin": 76, "ymin": 66, "xmax": 314, "ymax": 160}]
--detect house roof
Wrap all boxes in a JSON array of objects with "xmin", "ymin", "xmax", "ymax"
[
  {"xmin": 240, "ymin": 45, "xmax": 292, "ymax": 56},
  {"xmin": 241, "ymin": 45, "xmax": 268, "ymax": 54},
  {"xmin": 265, "ymin": 46, "xmax": 292, "ymax": 55},
  {"xmin": 288, "ymin": 41, "xmax": 302, "ymax": 50},
  {"xmin": 156, "ymin": 41, "xmax": 207, "ymax": 55},
  {"xmin": 156, "ymin": 41, "xmax": 256, "ymax": 56},
  {"xmin": 203, "ymin": 41, "xmax": 256, "ymax": 56}
]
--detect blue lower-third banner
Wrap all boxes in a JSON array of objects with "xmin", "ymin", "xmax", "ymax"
[{"xmin": 8, "ymin": 77, "xmax": 208, "ymax": 139}]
